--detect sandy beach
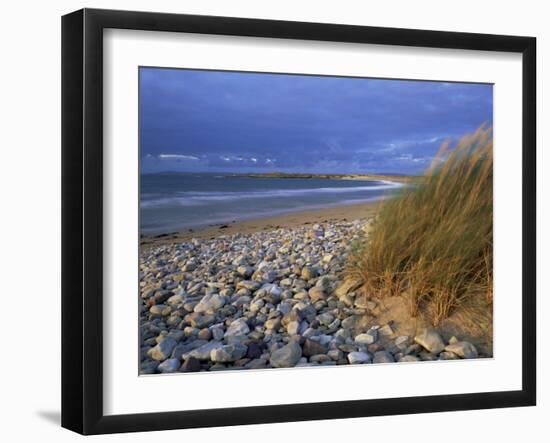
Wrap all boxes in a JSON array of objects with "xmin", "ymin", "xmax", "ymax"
[
  {"xmin": 139, "ymin": 199, "xmax": 488, "ymax": 374},
  {"xmin": 140, "ymin": 201, "xmax": 381, "ymax": 249}
]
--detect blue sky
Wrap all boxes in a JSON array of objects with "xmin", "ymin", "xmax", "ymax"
[{"xmin": 140, "ymin": 67, "xmax": 492, "ymax": 174}]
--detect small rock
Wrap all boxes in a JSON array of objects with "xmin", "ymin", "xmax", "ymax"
[
  {"xmin": 148, "ymin": 336, "xmax": 177, "ymax": 361},
  {"xmin": 237, "ymin": 265, "xmax": 253, "ymax": 277},
  {"xmin": 445, "ymin": 341, "xmax": 478, "ymax": 359},
  {"xmin": 341, "ymin": 315, "xmax": 360, "ymax": 330},
  {"xmin": 211, "ymin": 344, "xmax": 248, "ymax": 363},
  {"xmin": 225, "ymin": 318, "xmax": 250, "ymax": 338},
  {"xmin": 301, "ymin": 267, "xmax": 318, "ymax": 281},
  {"xmin": 310, "ymin": 354, "xmax": 331, "ymax": 363},
  {"xmin": 399, "ymin": 355, "xmax": 420, "ymax": 362},
  {"xmin": 180, "ymin": 356, "xmax": 201, "ymax": 372},
  {"xmin": 439, "ymin": 351, "xmax": 460, "ymax": 360},
  {"xmin": 197, "ymin": 328, "xmax": 212, "ymax": 341},
  {"xmin": 303, "ymin": 339, "xmax": 328, "ymax": 357},
  {"xmin": 187, "ymin": 312, "xmax": 215, "ymax": 329},
  {"xmin": 347, "ymin": 351, "xmax": 371, "ymax": 364},
  {"xmin": 265, "ymin": 318, "xmax": 282, "ymax": 330},
  {"xmin": 166, "ymin": 294, "xmax": 184, "ymax": 306},
  {"xmin": 194, "ymin": 293, "xmax": 227, "ymax": 313},
  {"xmin": 245, "ymin": 358, "xmax": 268, "ymax": 369},
  {"xmin": 149, "ymin": 304, "xmax": 171, "ymax": 316},
  {"xmin": 287, "ymin": 320, "xmax": 300, "ymax": 335},
  {"xmin": 246, "ymin": 342, "xmax": 263, "ymax": 359},
  {"xmin": 378, "ymin": 323, "xmax": 394, "ymax": 337},
  {"xmin": 211, "ymin": 326, "xmax": 225, "ymax": 341},
  {"xmin": 158, "ymin": 358, "xmax": 180, "ymax": 373},
  {"xmin": 308, "ymin": 287, "xmax": 326, "ymax": 302},
  {"xmin": 414, "ymin": 329, "xmax": 446, "ymax": 354},
  {"xmin": 355, "ymin": 333, "xmax": 375, "ymax": 345},
  {"xmin": 140, "ymin": 360, "xmax": 159, "ymax": 374},
  {"xmin": 317, "ymin": 313, "xmax": 334, "ymax": 326},
  {"xmin": 183, "ymin": 341, "xmax": 223, "ymax": 360},
  {"xmin": 270, "ymin": 341, "xmax": 302, "ymax": 368},
  {"xmin": 373, "ymin": 350, "xmax": 395, "ymax": 364},
  {"xmin": 334, "ymin": 279, "xmax": 361, "ymax": 298}
]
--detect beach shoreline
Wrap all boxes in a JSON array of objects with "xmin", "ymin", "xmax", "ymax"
[
  {"xmin": 139, "ymin": 197, "xmax": 490, "ymax": 375},
  {"xmin": 140, "ymin": 200, "xmax": 382, "ymax": 249}
]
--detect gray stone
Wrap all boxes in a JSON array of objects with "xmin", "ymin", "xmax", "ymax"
[
  {"xmin": 183, "ymin": 341, "xmax": 223, "ymax": 360},
  {"xmin": 317, "ymin": 313, "xmax": 335, "ymax": 326},
  {"xmin": 347, "ymin": 351, "xmax": 371, "ymax": 364},
  {"xmin": 309, "ymin": 354, "xmax": 332, "ymax": 363},
  {"xmin": 245, "ymin": 358, "xmax": 268, "ymax": 369},
  {"xmin": 158, "ymin": 358, "xmax": 180, "ymax": 373},
  {"xmin": 341, "ymin": 315, "xmax": 360, "ymax": 330},
  {"xmin": 187, "ymin": 312, "xmax": 216, "ymax": 329},
  {"xmin": 270, "ymin": 341, "xmax": 303, "ymax": 368},
  {"xmin": 180, "ymin": 356, "xmax": 201, "ymax": 372},
  {"xmin": 148, "ymin": 336, "xmax": 177, "ymax": 361},
  {"xmin": 194, "ymin": 293, "xmax": 227, "ymax": 313},
  {"xmin": 224, "ymin": 318, "xmax": 250, "ymax": 338},
  {"xmin": 246, "ymin": 342, "xmax": 263, "ymax": 359},
  {"xmin": 373, "ymin": 350, "xmax": 395, "ymax": 364},
  {"xmin": 327, "ymin": 349, "xmax": 344, "ymax": 361},
  {"xmin": 237, "ymin": 265, "xmax": 253, "ymax": 277},
  {"xmin": 355, "ymin": 333, "xmax": 375, "ymax": 345},
  {"xmin": 197, "ymin": 328, "xmax": 212, "ymax": 340},
  {"xmin": 149, "ymin": 304, "xmax": 171, "ymax": 316},
  {"xmin": 140, "ymin": 360, "xmax": 159, "ymax": 374},
  {"xmin": 398, "ymin": 355, "xmax": 420, "ymax": 362},
  {"xmin": 308, "ymin": 287, "xmax": 326, "ymax": 302},
  {"xmin": 166, "ymin": 294, "xmax": 184, "ymax": 306},
  {"xmin": 265, "ymin": 318, "xmax": 282, "ymax": 330},
  {"xmin": 171, "ymin": 339, "xmax": 208, "ymax": 360},
  {"xmin": 210, "ymin": 344, "xmax": 248, "ymax": 363},
  {"xmin": 334, "ymin": 279, "xmax": 361, "ymax": 298},
  {"xmin": 445, "ymin": 341, "xmax": 478, "ymax": 359},
  {"xmin": 414, "ymin": 329, "xmax": 446, "ymax": 354},
  {"xmin": 303, "ymin": 338, "xmax": 328, "ymax": 357},
  {"xmin": 211, "ymin": 326, "xmax": 225, "ymax": 341},
  {"xmin": 378, "ymin": 323, "xmax": 395, "ymax": 337},
  {"xmin": 439, "ymin": 351, "xmax": 460, "ymax": 360},
  {"xmin": 237, "ymin": 280, "xmax": 261, "ymax": 291},
  {"xmin": 301, "ymin": 266, "xmax": 318, "ymax": 281},
  {"xmin": 394, "ymin": 335, "xmax": 411, "ymax": 351}
]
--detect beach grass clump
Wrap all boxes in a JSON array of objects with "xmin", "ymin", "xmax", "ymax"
[{"xmin": 349, "ymin": 125, "xmax": 493, "ymax": 326}]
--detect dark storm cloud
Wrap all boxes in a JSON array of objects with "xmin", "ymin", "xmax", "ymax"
[{"xmin": 139, "ymin": 68, "xmax": 492, "ymax": 174}]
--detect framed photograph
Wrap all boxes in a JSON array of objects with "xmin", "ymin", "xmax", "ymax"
[{"xmin": 61, "ymin": 8, "xmax": 536, "ymax": 435}]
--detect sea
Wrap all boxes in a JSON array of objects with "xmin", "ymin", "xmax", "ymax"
[{"xmin": 140, "ymin": 173, "xmax": 403, "ymax": 235}]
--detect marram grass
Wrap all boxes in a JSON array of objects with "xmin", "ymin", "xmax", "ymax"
[{"xmin": 349, "ymin": 125, "xmax": 493, "ymax": 326}]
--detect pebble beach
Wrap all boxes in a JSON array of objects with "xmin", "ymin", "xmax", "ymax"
[{"xmin": 139, "ymin": 205, "xmax": 481, "ymax": 374}]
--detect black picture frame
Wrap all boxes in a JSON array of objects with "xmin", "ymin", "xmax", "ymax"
[{"xmin": 61, "ymin": 8, "xmax": 537, "ymax": 435}]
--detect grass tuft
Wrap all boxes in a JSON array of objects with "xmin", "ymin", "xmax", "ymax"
[{"xmin": 348, "ymin": 125, "xmax": 493, "ymax": 326}]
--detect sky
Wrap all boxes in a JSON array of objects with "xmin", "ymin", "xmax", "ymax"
[{"xmin": 139, "ymin": 67, "xmax": 492, "ymax": 174}]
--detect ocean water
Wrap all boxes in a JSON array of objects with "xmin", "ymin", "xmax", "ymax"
[{"xmin": 140, "ymin": 173, "xmax": 403, "ymax": 234}]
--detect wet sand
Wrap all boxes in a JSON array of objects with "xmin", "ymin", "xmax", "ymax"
[{"xmin": 140, "ymin": 201, "xmax": 381, "ymax": 249}]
